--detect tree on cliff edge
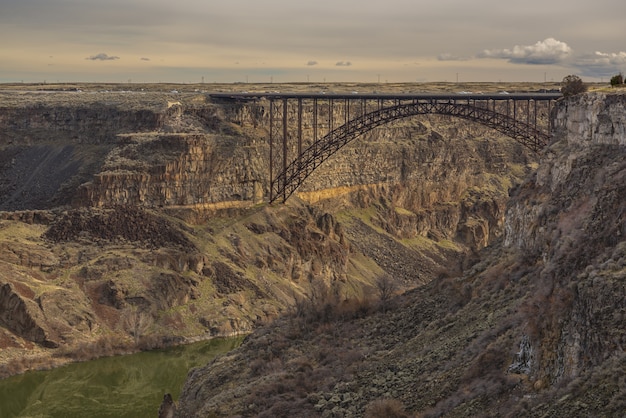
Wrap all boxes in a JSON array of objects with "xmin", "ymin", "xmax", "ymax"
[
  {"xmin": 561, "ymin": 74, "xmax": 587, "ymax": 97},
  {"xmin": 610, "ymin": 73, "xmax": 624, "ymax": 86}
]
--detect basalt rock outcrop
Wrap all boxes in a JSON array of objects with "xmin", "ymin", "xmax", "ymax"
[
  {"xmin": 0, "ymin": 282, "xmax": 55, "ymax": 347},
  {"xmin": 175, "ymin": 93, "xmax": 626, "ymax": 417},
  {"xmin": 502, "ymin": 93, "xmax": 626, "ymax": 387}
]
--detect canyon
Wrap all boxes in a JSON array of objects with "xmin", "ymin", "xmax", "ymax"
[
  {"xmin": 0, "ymin": 83, "xmax": 533, "ymax": 375},
  {"xmin": 0, "ymin": 83, "xmax": 623, "ymax": 417},
  {"xmin": 175, "ymin": 91, "xmax": 626, "ymax": 417}
]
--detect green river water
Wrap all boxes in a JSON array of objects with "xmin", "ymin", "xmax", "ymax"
[{"xmin": 0, "ymin": 336, "xmax": 243, "ymax": 418}]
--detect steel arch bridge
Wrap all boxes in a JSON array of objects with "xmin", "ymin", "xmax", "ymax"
[{"xmin": 210, "ymin": 92, "xmax": 561, "ymax": 203}]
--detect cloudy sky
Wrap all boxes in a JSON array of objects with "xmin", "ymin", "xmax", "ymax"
[{"xmin": 1, "ymin": 0, "xmax": 625, "ymax": 84}]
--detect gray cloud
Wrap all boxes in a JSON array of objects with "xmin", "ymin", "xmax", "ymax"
[
  {"xmin": 86, "ymin": 53, "xmax": 120, "ymax": 61},
  {"xmin": 572, "ymin": 51, "xmax": 626, "ymax": 77},
  {"xmin": 306, "ymin": 60, "xmax": 318, "ymax": 66},
  {"xmin": 141, "ymin": 57, "xmax": 151, "ymax": 61},
  {"xmin": 478, "ymin": 38, "xmax": 571, "ymax": 65},
  {"xmin": 437, "ymin": 53, "xmax": 470, "ymax": 62},
  {"xmin": 591, "ymin": 51, "xmax": 626, "ymax": 66},
  {"xmin": 335, "ymin": 61, "xmax": 352, "ymax": 67}
]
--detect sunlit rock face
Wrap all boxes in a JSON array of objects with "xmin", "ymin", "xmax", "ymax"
[
  {"xmin": 552, "ymin": 93, "xmax": 626, "ymax": 147},
  {"xmin": 505, "ymin": 93, "xmax": 626, "ymax": 252}
]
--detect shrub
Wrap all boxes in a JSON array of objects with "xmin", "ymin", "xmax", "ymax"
[
  {"xmin": 561, "ymin": 75, "xmax": 587, "ymax": 97},
  {"xmin": 290, "ymin": 278, "xmax": 374, "ymax": 331},
  {"xmin": 364, "ymin": 398, "xmax": 411, "ymax": 418}
]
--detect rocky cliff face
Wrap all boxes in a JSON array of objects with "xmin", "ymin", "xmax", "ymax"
[
  {"xmin": 76, "ymin": 96, "xmax": 533, "ymax": 253},
  {"xmin": 0, "ymin": 86, "xmax": 535, "ymax": 377},
  {"xmin": 175, "ymin": 92, "xmax": 626, "ymax": 418},
  {"xmin": 553, "ymin": 92, "xmax": 626, "ymax": 147},
  {"xmin": 503, "ymin": 93, "xmax": 626, "ymax": 386}
]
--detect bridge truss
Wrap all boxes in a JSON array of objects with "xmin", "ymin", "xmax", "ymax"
[{"xmin": 211, "ymin": 92, "xmax": 560, "ymax": 203}]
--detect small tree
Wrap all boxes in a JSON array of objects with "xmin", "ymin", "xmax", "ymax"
[
  {"xmin": 376, "ymin": 274, "xmax": 397, "ymax": 313},
  {"xmin": 561, "ymin": 74, "xmax": 587, "ymax": 97},
  {"xmin": 610, "ymin": 73, "xmax": 624, "ymax": 87},
  {"xmin": 122, "ymin": 306, "xmax": 153, "ymax": 346}
]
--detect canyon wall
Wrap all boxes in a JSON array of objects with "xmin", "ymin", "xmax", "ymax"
[
  {"xmin": 0, "ymin": 93, "xmax": 165, "ymax": 210},
  {"xmin": 1, "ymin": 91, "xmax": 534, "ymax": 248},
  {"xmin": 503, "ymin": 92, "xmax": 626, "ymax": 386},
  {"xmin": 75, "ymin": 95, "xmax": 535, "ymax": 250}
]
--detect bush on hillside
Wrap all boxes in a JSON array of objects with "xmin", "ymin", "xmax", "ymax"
[{"xmin": 364, "ymin": 398, "xmax": 411, "ymax": 418}]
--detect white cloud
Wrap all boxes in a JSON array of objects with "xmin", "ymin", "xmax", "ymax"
[
  {"xmin": 478, "ymin": 38, "xmax": 571, "ymax": 64},
  {"xmin": 86, "ymin": 53, "xmax": 120, "ymax": 61}
]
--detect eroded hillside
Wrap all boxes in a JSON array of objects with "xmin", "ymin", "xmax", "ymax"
[{"xmin": 1, "ymin": 84, "xmax": 536, "ymax": 377}]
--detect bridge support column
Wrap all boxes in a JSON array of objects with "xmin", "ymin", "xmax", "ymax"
[{"xmin": 269, "ymin": 100, "xmax": 273, "ymax": 203}]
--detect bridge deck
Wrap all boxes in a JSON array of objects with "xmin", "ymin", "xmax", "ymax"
[{"xmin": 209, "ymin": 92, "xmax": 562, "ymax": 101}]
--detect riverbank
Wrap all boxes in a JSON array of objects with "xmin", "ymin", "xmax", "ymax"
[{"xmin": 0, "ymin": 330, "xmax": 248, "ymax": 380}]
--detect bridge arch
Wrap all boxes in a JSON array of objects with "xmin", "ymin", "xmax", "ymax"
[{"xmin": 270, "ymin": 100, "xmax": 552, "ymax": 203}]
